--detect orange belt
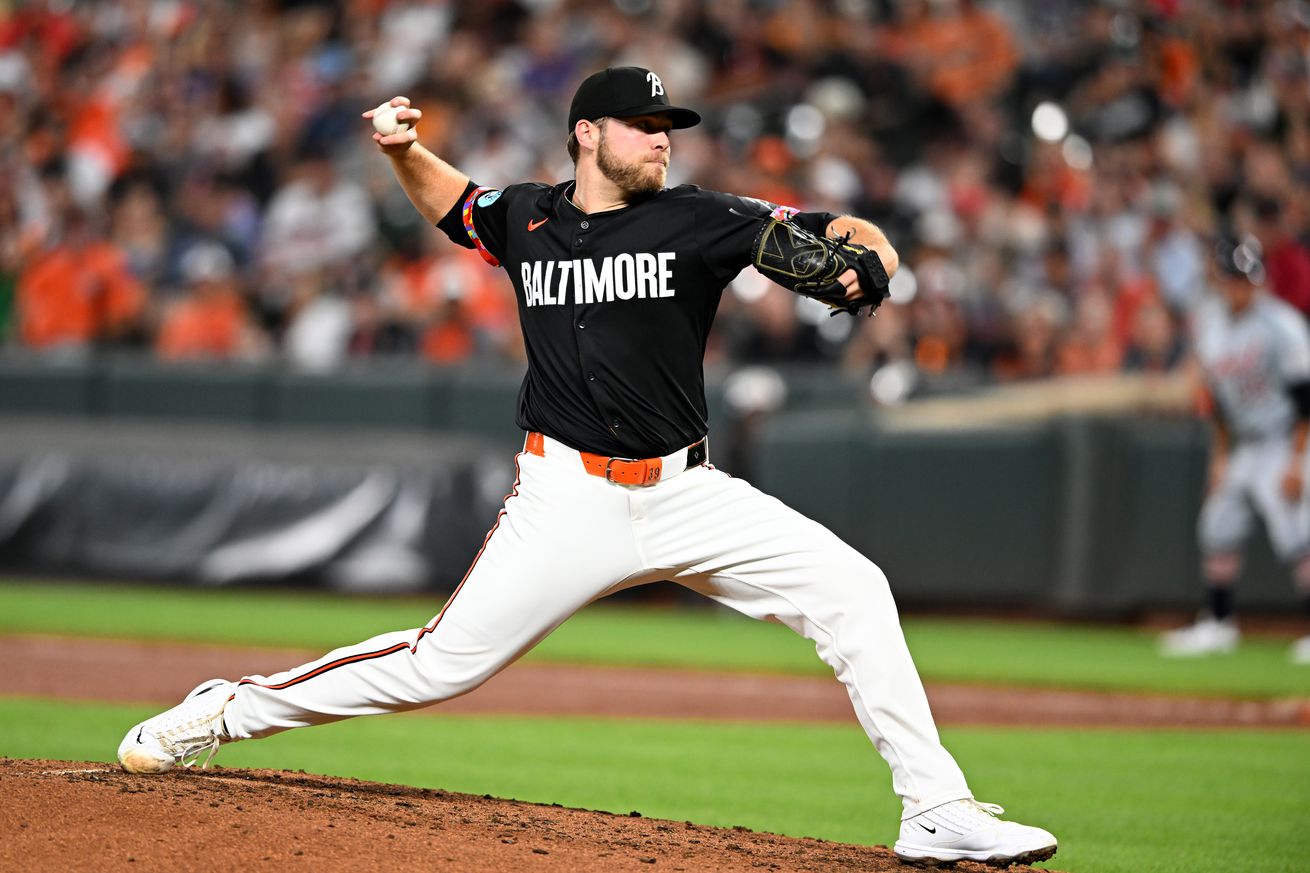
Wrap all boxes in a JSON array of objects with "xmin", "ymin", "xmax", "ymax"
[{"xmin": 525, "ymin": 432, "xmax": 707, "ymax": 486}]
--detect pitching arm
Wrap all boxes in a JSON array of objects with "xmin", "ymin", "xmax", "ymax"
[{"xmin": 364, "ymin": 97, "xmax": 470, "ymax": 227}]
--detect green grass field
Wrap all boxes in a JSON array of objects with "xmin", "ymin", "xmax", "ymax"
[
  {"xmin": 2, "ymin": 580, "xmax": 1308, "ymax": 697},
  {"xmin": 3, "ymin": 580, "xmax": 1310, "ymax": 872}
]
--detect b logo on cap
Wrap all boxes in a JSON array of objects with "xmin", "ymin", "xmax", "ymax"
[{"xmin": 647, "ymin": 71, "xmax": 664, "ymax": 97}]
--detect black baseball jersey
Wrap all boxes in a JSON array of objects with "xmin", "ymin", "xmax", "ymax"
[{"xmin": 437, "ymin": 180, "xmax": 837, "ymax": 457}]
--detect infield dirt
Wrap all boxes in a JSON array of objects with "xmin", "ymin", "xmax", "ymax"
[
  {"xmin": 10, "ymin": 632, "xmax": 1305, "ymax": 871},
  {"xmin": 0, "ymin": 759, "xmax": 1063, "ymax": 873},
  {"xmin": 4, "ymin": 634, "xmax": 1307, "ymax": 727}
]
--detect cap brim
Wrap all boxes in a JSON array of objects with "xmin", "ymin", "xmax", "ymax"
[{"xmin": 612, "ymin": 104, "xmax": 702, "ymax": 129}]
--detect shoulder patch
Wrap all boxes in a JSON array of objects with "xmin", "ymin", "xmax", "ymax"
[{"xmin": 477, "ymin": 189, "xmax": 502, "ymax": 208}]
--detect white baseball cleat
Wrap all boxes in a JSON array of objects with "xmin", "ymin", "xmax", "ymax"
[
  {"xmin": 893, "ymin": 799, "xmax": 1057, "ymax": 867},
  {"xmin": 117, "ymin": 678, "xmax": 235, "ymax": 773},
  {"xmin": 1290, "ymin": 635, "xmax": 1310, "ymax": 665},
  {"xmin": 1159, "ymin": 616, "xmax": 1239, "ymax": 657}
]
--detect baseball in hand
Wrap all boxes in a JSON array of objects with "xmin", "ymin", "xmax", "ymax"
[{"xmin": 371, "ymin": 102, "xmax": 412, "ymax": 137}]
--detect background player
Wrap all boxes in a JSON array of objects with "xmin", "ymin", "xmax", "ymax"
[
  {"xmin": 116, "ymin": 67, "xmax": 1057, "ymax": 867},
  {"xmin": 1162, "ymin": 237, "xmax": 1310, "ymax": 663}
]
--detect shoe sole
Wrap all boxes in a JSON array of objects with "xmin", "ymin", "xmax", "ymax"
[
  {"xmin": 118, "ymin": 748, "xmax": 174, "ymax": 774},
  {"xmin": 894, "ymin": 845, "xmax": 1058, "ymax": 868}
]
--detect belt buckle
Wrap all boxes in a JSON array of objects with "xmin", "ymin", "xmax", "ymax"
[{"xmin": 605, "ymin": 456, "xmax": 641, "ymax": 484}]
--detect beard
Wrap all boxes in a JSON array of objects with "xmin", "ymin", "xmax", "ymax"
[{"xmin": 596, "ymin": 131, "xmax": 668, "ymax": 196}]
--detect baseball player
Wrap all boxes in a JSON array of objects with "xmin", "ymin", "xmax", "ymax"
[
  {"xmin": 117, "ymin": 67, "xmax": 1058, "ymax": 866},
  {"xmin": 1162, "ymin": 236, "xmax": 1310, "ymax": 663}
]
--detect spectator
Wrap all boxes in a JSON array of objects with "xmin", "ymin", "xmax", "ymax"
[
  {"xmin": 282, "ymin": 272, "xmax": 352, "ymax": 373},
  {"xmin": 347, "ymin": 290, "xmax": 418, "ymax": 359},
  {"xmin": 1122, "ymin": 295, "xmax": 1186, "ymax": 373},
  {"xmin": 993, "ymin": 292, "xmax": 1064, "ymax": 382},
  {"xmin": 155, "ymin": 242, "xmax": 266, "ymax": 363},
  {"xmin": 881, "ymin": 0, "xmax": 1020, "ymax": 109},
  {"xmin": 1251, "ymin": 197, "xmax": 1310, "ymax": 318},
  {"xmin": 1145, "ymin": 183, "xmax": 1206, "ymax": 313},
  {"xmin": 15, "ymin": 207, "xmax": 145, "ymax": 353},
  {"xmin": 1057, "ymin": 289, "xmax": 1123, "ymax": 375},
  {"xmin": 261, "ymin": 144, "xmax": 374, "ymax": 283},
  {"xmin": 420, "ymin": 292, "xmax": 478, "ymax": 364},
  {"xmin": 110, "ymin": 180, "xmax": 169, "ymax": 288},
  {"xmin": 0, "ymin": 0, "xmax": 1304, "ymax": 392}
]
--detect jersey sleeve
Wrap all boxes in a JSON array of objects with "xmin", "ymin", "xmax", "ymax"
[
  {"xmin": 435, "ymin": 182, "xmax": 513, "ymax": 267},
  {"xmin": 692, "ymin": 188, "xmax": 839, "ymax": 281},
  {"xmin": 1273, "ymin": 306, "xmax": 1310, "ymax": 384}
]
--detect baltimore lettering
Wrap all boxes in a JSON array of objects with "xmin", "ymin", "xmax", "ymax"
[{"xmin": 519, "ymin": 253, "xmax": 676, "ymax": 307}]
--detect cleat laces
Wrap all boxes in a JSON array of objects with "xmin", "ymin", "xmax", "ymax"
[
  {"xmin": 964, "ymin": 800, "xmax": 1005, "ymax": 817},
  {"xmin": 181, "ymin": 735, "xmax": 221, "ymax": 770},
  {"xmin": 144, "ymin": 684, "xmax": 230, "ymax": 769},
  {"xmin": 927, "ymin": 799, "xmax": 1008, "ymax": 834}
]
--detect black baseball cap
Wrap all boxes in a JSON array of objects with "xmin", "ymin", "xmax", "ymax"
[
  {"xmin": 1214, "ymin": 235, "xmax": 1264, "ymax": 284},
  {"xmin": 567, "ymin": 66, "xmax": 701, "ymax": 131}
]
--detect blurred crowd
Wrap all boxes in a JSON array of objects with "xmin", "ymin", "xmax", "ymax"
[{"xmin": 1, "ymin": 0, "xmax": 1308, "ymax": 396}]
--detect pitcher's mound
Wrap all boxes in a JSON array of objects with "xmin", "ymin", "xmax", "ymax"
[{"xmin": 0, "ymin": 759, "xmax": 1059, "ymax": 872}]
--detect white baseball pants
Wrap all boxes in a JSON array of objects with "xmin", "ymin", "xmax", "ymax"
[
  {"xmin": 1200, "ymin": 437, "xmax": 1310, "ymax": 561},
  {"xmin": 223, "ymin": 433, "xmax": 972, "ymax": 816}
]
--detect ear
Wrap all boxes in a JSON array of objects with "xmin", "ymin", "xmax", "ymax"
[{"xmin": 576, "ymin": 119, "xmax": 603, "ymax": 154}]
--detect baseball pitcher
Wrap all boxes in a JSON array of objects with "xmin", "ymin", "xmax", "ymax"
[{"xmin": 117, "ymin": 67, "xmax": 1058, "ymax": 866}]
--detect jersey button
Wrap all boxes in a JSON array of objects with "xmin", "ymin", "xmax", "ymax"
[
  {"xmin": 574, "ymin": 238, "xmax": 583, "ymax": 247},
  {"xmin": 580, "ymin": 220, "xmax": 589, "ymax": 229},
  {"xmin": 612, "ymin": 419, "xmax": 621, "ymax": 429},
  {"xmin": 577, "ymin": 320, "xmax": 586, "ymax": 329},
  {"xmin": 587, "ymin": 371, "xmax": 596, "ymax": 381}
]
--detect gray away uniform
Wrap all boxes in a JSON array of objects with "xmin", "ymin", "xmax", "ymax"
[{"xmin": 1195, "ymin": 293, "xmax": 1310, "ymax": 559}]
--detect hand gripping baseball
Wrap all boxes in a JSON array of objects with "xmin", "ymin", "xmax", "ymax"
[
  {"xmin": 751, "ymin": 219, "xmax": 891, "ymax": 316},
  {"xmin": 363, "ymin": 97, "xmax": 422, "ymax": 154}
]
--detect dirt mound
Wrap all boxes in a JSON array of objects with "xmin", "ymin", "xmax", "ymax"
[{"xmin": 0, "ymin": 759, "xmax": 1061, "ymax": 872}]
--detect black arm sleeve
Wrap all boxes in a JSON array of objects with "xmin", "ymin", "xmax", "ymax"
[
  {"xmin": 434, "ymin": 179, "xmax": 479, "ymax": 248},
  {"xmin": 1288, "ymin": 380, "xmax": 1310, "ymax": 418},
  {"xmin": 692, "ymin": 188, "xmax": 838, "ymax": 282},
  {"xmin": 793, "ymin": 211, "xmax": 841, "ymax": 237}
]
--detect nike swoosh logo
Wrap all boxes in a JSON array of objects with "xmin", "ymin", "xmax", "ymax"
[
  {"xmin": 528, "ymin": 218, "xmax": 549, "ymax": 231},
  {"xmin": 919, "ymin": 824, "xmax": 937, "ymax": 834},
  {"xmin": 136, "ymin": 727, "xmax": 144, "ymax": 743}
]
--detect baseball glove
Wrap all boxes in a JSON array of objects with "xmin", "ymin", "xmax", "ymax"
[{"xmin": 751, "ymin": 219, "xmax": 891, "ymax": 316}]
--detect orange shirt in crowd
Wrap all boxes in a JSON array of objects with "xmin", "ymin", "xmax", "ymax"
[
  {"xmin": 1155, "ymin": 35, "xmax": 1200, "ymax": 108},
  {"xmin": 384, "ymin": 248, "xmax": 516, "ymax": 363},
  {"xmin": 392, "ymin": 250, "xmax": 514, "ymax": 329},
  {"xmin": 1056, "ymin": 337, "xmax": 1123, "ymax": 375},
  {"xmin": 17, "ymin": 242, "xmax": 145, "ymax": 348},
  {"xmin": 883, "ymin": 7, "xmax": 1019, "ymax": 107},
  {"xmin": 1111, "ymin": 275, "xmax": 1160, "ymax": 346},
  {"xmin": 155, "ymin": 289, "xmax": 248, "ymax": 361},
  {"xmin": 422, "ymin": 318, "xmax": 476, "ymax": 363}
]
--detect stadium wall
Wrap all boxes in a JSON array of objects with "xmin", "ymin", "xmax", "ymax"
[{"xmin": 0, "ymin": 357, "xmax": 1292, "ymax": 612}]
